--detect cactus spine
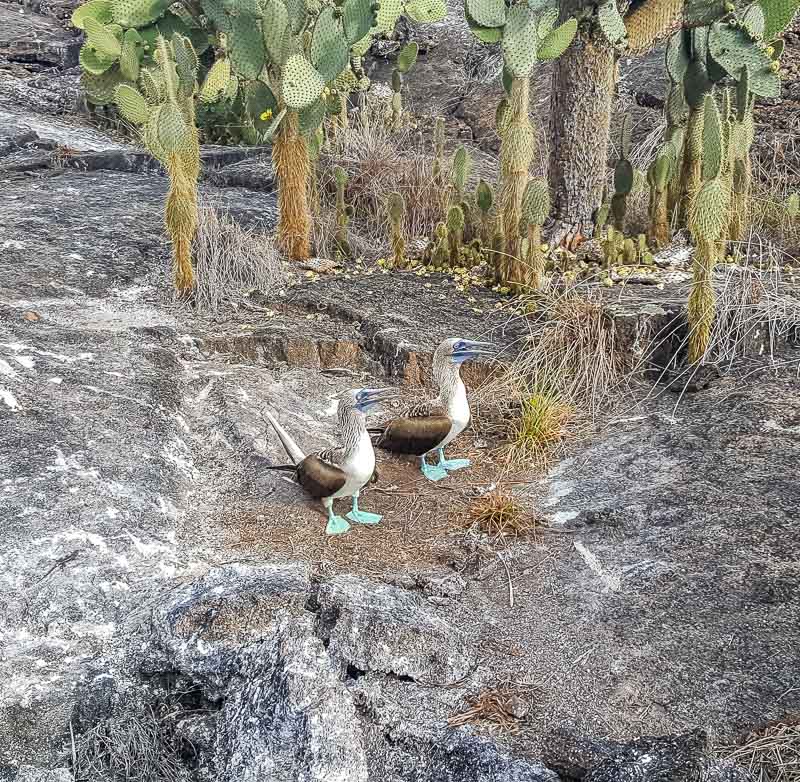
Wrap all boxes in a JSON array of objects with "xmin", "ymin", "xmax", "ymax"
[{"xmin": 388, "ymin": 192, "xmax": 407, "ymax": 268}]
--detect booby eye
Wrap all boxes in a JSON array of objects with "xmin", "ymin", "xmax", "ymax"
[{"xmin": 453, "ymin": 340, "xmax": 466, "ymax": 352}]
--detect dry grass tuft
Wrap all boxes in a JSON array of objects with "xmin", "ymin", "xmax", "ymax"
[
  {"xmin": 73, "ymin": 709, "xmax": 182, "ymax": 782},
  {"xmin": 448, "ymin": 683, "xmax": 533, "ymax": 735},
  {"xmin": 466, "ymin": 488, "xmax": 540, "ymax": 540},
  {"xmin": 719, "ymin": 720, "xmax": 800, "ymax": 782},
  {"xmin": 315, "ymin": 93, "xmax": 446, "ymax": 258},
  {"xmin": 192, "ymin": 204, "xmax": 285, "ymax": 313}
]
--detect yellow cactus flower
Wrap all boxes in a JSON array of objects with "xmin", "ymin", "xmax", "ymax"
[{"xmin": 260, "ymin": 109, "xmax": 273, "ymax": 122}]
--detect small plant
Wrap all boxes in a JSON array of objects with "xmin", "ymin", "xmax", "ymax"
[
  {"xmin": 451, "ymin": 145, "xmax": 472, "ymax": 204},
  {"xmin": 333, "ymin": 166, "xmax": 353, "ymax": 261},
  {"xmin": 518, "ymin": 177, "xmax": 550, "ymax": 292},
  {"xmin": 432, "ymin": 115, "xmax": 446, "ymax": 182},
  {"xmin": 611, "ymin": 113, "xmax": 633, "ymax": 232},
  {"xmin": 391, "ymin": 41, "xmax": 418, "ymax": 131},
  {"xmin": 387, "ymin": 191, "xmax": 407, "ymax": 268},
  {"xmin": 475, "ymin": 179, "xmax": 494, "ymax": 246},
  {"xmin": 506, "ymin": 390, "xmax": 571, "ymax": 466},
  {"xmin": 647, "ymin": 142, "xmax": 676, "ymax": 248},
  {"xmin": 787, "ymin": 193, "xmax": 800, "ymax": 220},
  {"xmin": 447, "ymin": 204, "xmax": 465, "ymax": 266}
]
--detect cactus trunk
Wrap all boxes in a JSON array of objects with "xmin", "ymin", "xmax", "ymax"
[
  {"xmin": 688, "ymin": 237, "xmax": 716, "ymax": 363},
  {"xmin": 528, "ymin": 223, "xmax": 544, "ymax": 291},
  {"xmin": 274, "ymin": 111, "xmax": 312, "ymax": 261},
  {"xmin": 648, "ymin": 188, "xmax": 670, "ymax": 248},
  {"xmin": 547, "ymin": 38, "xmax": 615, "ymax": 238},
  {"xmin": 498, "ymin": 77, "xmax": 535, "ymax": 282},
  {"xmin": 165, "ymin": 152, "xmax": 198, "ymax": 294}
]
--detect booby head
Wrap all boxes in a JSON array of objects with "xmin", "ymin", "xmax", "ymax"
[
  {"xmin": 435, "ymin": 337, "xmax": 495, "ymax": 366},
  {"xmin": 337, "ymin": 387, "xmax": 396, "ymax": 415}
]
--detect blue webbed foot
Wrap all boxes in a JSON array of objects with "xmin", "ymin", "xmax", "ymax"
[
  {"xmin": 440, "ymin": 457, "xmax": 471, "ymax": 471},
  {"xmin": 325, "ymin": 514, "xmax": 351, "ymax": 535},
  {"xmin": 347, "ymin": 508, "xmax": 382, "ymax": 525},
  {"xmin": 421, "ymin": 459, "xmax": 448, "ymax": 482}
]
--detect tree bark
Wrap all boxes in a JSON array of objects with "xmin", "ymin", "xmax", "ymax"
[{"xmin": 547, "ymin": 38, "xmax": 615, "ymax": 239}]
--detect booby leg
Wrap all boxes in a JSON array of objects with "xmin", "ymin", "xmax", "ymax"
[
  {"xmin": 346, "ymin": 492, "xmax": 382, "ymax": 525},
  {"xmin": 420, "ymin": 453, "xmax": 448, "ymax": 481},
  {"xmin": 436, "ymin": 447, "xmax": 470, "ymax": 472},
  {"xmin": 323, "ymin": 497, "xmax": 350, "ymax": 535}
]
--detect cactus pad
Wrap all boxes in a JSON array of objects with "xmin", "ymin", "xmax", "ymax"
[
  {"xmin": 299, "ymin": 98, "xmax": 326, "ymax": 134},
  {"xmin": 521, "ymin": 178, "xmax": 549, "ymax": 225},
  {"xmin": 311, "ymin": 7, "xmax": 348, "ymax": 81},
  {"xmin": 119, "ymin": 28, "xmax": 143, "ymax": 81},
  {"xmin": 614, "ymin": 159, "xmax": 634, "ymax": 195},
  {"xmin": 284, "ymin": 0, "xmax": 307, "ymax": 34},
  {"xmin": 84, "ymin": 18, "xmax": 123, "ymax": 58},
  {"xmin": 111, "ymin": 0, "xmax": 170, "ymax": 28},
  {"xmin": 597, "ymin": 0, "xmax": 626, "ymax": 46},
  {"xmin": 114, "ymin": 83, "xmax": 149, "ymax": 124},
  {"xmin": 156, "ymin": 101, "xmax": 193, "ymax": 154},
  {"xmin": 683, "ymin": 59, "xmax": 712, "ymax": 108},
  {"xmin": 446, "ymin": 204, "xmax": 465, "ymax": 231},
  {"xmin": 452, "ymin": 145, "xmax": 472, "ymax": 191},
  {"xmin": 476, "ymin": 179, "xmax": 493, "ymax": 212},
  {"xmin": 200, "ymin": 0, "xmax": 230, "ymax": 32},
  {"xmin": 342, "ymin": 0, "xmax": 375, "ymax": 43},
  {"xmin": 690, "ymin": 177, "xmax": 730, "ymax": 239},
  {"xmin": 502, "ymin": 5, "xmax": 539, "ymax": 78},
  {"xmin": 199, "ymin": 57, "xmax": 231, "ymax": 102},
  {"xmin": 246, "ymin": 80, "xmax": 278, "ymax": 131},
  {"xmin": 701, "ymin": 94, "xmax": 723, "ymax": 181},
  {"xmin": 711, "ymin": 24, "xmax": 782, "ymax": 98},
  {"xmin": 786, "ymin": 192, "xmax": 800, "ymax": 218},
  {"xmin": 282, "ymin": 53, "xmax": 325, "ymax": 109},
  {"xmin": 388, "ymin": 191, "xmax": 405, "ymax": 222},
  {"xmin": 760, "ymin": 0, "xmax": 800, "ymax": 39},
  {"xmin": 620, "ymin": 112, "xmax": 632, "ymax": 159},
  {"xmin": 79, "ymin": 42, "xmax": 117, "ymax": 74},
  {"xmin": 262, "ymin": 0, "xmax": 290, "ymax": 64},
  {"xmin": 81, "ymin": 66, "xmax": 129, "ymax": 104},
  {"xmin": 742, "ymin": 3, "xmax": 766, "ymax": 38},
  {"xmin": 396, "ymin": 41, "xmax": 418, "ymax": 73},
  {"xmin": 404, "ymin": 0, "xmax": 446, "ymax": 23},
  {"xmin": 228, "ymin": 13, "xmax": 266, "ymax": 80},
  {"xmin": 71, "ymin": 0, "xmax": 113, "ymax": 29},
  {"xmin": 465, "ymin": 0, "xmax": 506, "ymax": 28},
  {"xmin": 172, "ymin": 34, "xmax": 198, "ymax": 96},
  {"xmin": 467, "ymin": 20, "xmax": 503, "ymax": 42},
  {"xmin": 537, "ymin": 18, "xmax": 577, "ymax": 60},
  {"xmin": 665, "ymin": 29, "xmax": 690, "ymax": 82}
]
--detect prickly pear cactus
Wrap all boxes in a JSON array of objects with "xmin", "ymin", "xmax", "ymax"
[
  {"xmin": 519, "ymin": 177, "xmax": 550, "ymax": 291},
  {"xmin": 446, "ymin": 205, "xmax": 465, "ymax": 266},
  {"xmin": 451, "ymin": 146, "xmax": 473, "ymax": 202},
  {"xmin": 333, "ymin": 165, "xmax": 353, "ymax": 261},
  {"xmin": 390, "ymin": 42, "xmax": 418, "ymax": 130}
]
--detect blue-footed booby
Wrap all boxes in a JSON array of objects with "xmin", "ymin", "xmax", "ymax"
[
  {"xmin": 264, "ymin": 388, "xmax": 393, "ymax": 535},
  {"xmin": 368, "ymin": 338, "xmax": 494, "ymax": 481}
]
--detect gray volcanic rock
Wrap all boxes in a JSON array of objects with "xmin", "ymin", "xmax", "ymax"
[
  {"xmin": 0, "ymin": 5, "xmax": 79, "ymax": 69},
  {"xmin": 216, "ymin": 614, "xmax": 369, "ymax": 782},
  {"xmin": 316, "ymin": 574, "xmax": 476, "ymax": 685},
  {"xmin": 146, "ymin": 563, "xmax": 311, "ymax": 694}
]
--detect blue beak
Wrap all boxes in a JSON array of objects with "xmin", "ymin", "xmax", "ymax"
[
  {"xmin": 354, "ymin": 387, "xmax": 396, "ymax": 413},
  {"xmin": 451, "ymin": 340, "xmax": 495, "ymax": 364}
]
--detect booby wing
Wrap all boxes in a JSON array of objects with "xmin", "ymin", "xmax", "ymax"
[
  {"xmin": 369, "ymin": 398, "xmax": 452, "ymax": 456},
  {"xmin": 295, "ymin": 453, "xmax": 349, "ymax": 499}
]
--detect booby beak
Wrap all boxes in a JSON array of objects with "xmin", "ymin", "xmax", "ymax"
[
  {"xmin": 451, "ymin": 340, "xmax": 496, "ymax": 364},
  {"xmin": 354, "ymin": 387, "xmax": 397, "ymax": 413}
]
